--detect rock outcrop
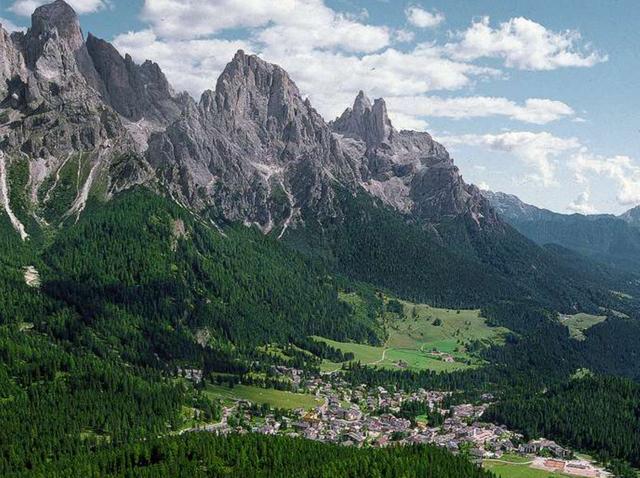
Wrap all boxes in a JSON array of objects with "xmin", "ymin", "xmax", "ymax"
[
  {"xmin": 0, "ymin": 0, "xmax": 501, "ymax": 240},
  {"xmin": 333, "ymin": 92, "xmax": 499, "ymax": 228},
  {"xmin": 86, "ymin": 33, "xmax": 183, "ymax": 125}
]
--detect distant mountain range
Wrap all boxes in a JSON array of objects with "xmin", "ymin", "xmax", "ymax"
[{"xmin": 483, "ymin": 190, "xmax": 640, "ymax": 273}]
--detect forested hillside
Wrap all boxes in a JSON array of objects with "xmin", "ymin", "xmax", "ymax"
[
  {"xmin": 484, "ymin": 376, "xmax": 640, "ymax": 468},
  {"xmin": 5, "ymin": 433, "xmax": 496, "ymax": 478},
  {"xmin": 287, "ymin": 189, "xmax": 638, "ymax": 314}
]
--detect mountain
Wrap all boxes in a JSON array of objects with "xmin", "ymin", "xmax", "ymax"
[
  {"xmin": 484, "ymin": 190, "xmax": 640, "ymax": 273},
  {"xmin": 0, "ymin": 1, "xmax": 636, "ymax": 317},
  {"xmin": 620, "ymin": 205, "xmax": 640, "ymax": 229},
  {"xmin": 2, "ymin": 3, "xmax": 640, "ymax": 476}
]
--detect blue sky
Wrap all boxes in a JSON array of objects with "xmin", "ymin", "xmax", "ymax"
[{"xmin": 2, "ymin": 0, "xmax": 639, "ymax": 214}]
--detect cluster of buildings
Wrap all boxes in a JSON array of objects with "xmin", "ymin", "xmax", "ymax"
[{"xmin": 188, "ymin": 369, "xmax": 611, "ymax": 477}]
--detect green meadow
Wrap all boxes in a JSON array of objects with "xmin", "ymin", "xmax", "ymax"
[
  {"xmin": 559, "ymin": 313, "xmax": 607, "ymax": 340},
  {"xmin": 315, "ymin": 295, "xmax": 510, "ymax": 373},
  {"xmin": 204, "ymin": 384, "xmax": 322, "ymax": 410}
]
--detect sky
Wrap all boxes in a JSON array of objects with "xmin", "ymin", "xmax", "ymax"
[{"xmin": 1, "ymin": 0, "xmax": 639, "ymax": 215}]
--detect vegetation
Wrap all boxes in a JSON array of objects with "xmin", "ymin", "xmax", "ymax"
[
  {"xmin": 315, "ymin": 298, "xmax": 509, "ymax": 373},
  {"xmin": 559, "ymin": 313, "xmax": 607, "ymax": 340},
  {"xmin": 289, "ymin": 189, "xmax": 638, "ymax": 315},
  {"xmin": 483, "ymin": 461, "xmax": 568, "ymax": 478},
  {"xmin": 484, "ymin": 376, "xmax": 640, "ymax": 467},
  {"xmin": 0, "ymin": 185, "xmax": 639, "ymax": 475},
  {"xmin": 6, "ymin": 433, "xmax": 495, "ymax": 478},
  {"xmin": 204, "ymin": 384, "xmax": 322, "ymax": 410}
]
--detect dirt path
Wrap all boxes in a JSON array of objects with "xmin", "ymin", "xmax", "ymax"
[{"xmin": 371, "ymin": 348, "xmax": 389, "ymax": 365}]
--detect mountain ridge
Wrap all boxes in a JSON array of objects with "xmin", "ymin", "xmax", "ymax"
[
  {"xmin": 483, "ymin": 189, "xmax": 640, "ymax": 273},
  {"xmin": 0, "ymin": 0, "xmax": 637, "ymax": 317}
]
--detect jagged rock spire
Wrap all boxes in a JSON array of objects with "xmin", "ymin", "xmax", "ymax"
[
  {"xmin": 332, "ymin": 91, "xmax": 393, "ymax": 147},
  {"xmin": 31, "ymin": 0, "xmax": 84, "ymax": 51}
]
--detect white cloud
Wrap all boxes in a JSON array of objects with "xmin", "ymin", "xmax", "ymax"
[
  {"xmin": 265, "ymin": 45, "xmax": 499, "ymax": 120},
  {"xmin": 10, "ymin": 0, "xmax": 108, "ymax": 16},
  {"xmin": 446, "ymin": 16, "xmax": 607, "ymax": 70},
  {"xmin": 571, "ymin": 152, "xmax": 640, "ymax": 206},
  {"xmin": 0, "ymin": 17, "xmax": 25, "ymax": 33},
  {"xmin": 140, "ymin": 0, "xmax": 390, "ymax": 53},
  {"xmin": 387, "ymin": 111, "xmax": 428, "ymax": 131},
  {"xmin": 109, "ymin": 0, "xmax": 604, "ymax": 131},
  {"xmin": 140, "ymin": 0, "xmax": 294, "ymax": 39},
  {"xmin": 113, "ymin": 30, "xmax": 251, "ymax": 97},
  {"xmin": 387, "ymin": 96, "xmax": 574, "ymax": 125},
  {"xmin": 394, "ymin": 29, "xmax": 415, "ymax": 43},
  {"xmin": 440, "ymin": 131, "xmax": 581, "ymax": 186},
  {"xmin": 406, "ymin": 6, "xmax": 444, "ymax": 28},
  {"xmin": 567, "ymin": 190, "xmax": 597, "ymax": 214}
]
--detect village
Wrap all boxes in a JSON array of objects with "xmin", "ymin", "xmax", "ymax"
[{"xmin": 185, "ymin": 366, "xmax": 612, "ymax": 478}]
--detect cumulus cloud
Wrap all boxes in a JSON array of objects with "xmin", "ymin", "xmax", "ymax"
[
  {"xmin": 446, "ymin": 16, "xmax": 607, "ymax": 70},
  {"xmin": 387, "ymin": 112, "xmax": 429, "ymax": 131},
  {"xmin": 10, "ymin": 0, "xmax": 108, "ymax": 15},
  {"xmin": 567, "ymin": 190, "xmax": 597, "ymax": 214},
  {"xmin": 113, "ymin": 30, "xmax": 251, "ymax": 97},
  {"xmin": 571, "ymin": 152, "xmax": 640, "ymax": 206},
  {"xmin": 405, "ymin": 6, "xmax": 444, "ymax": 28},
  {"xmin": 387, "ymin": 96, "xmax": 574, "ymax": 125},
  {"xmin": 394, "ymin": 29, "xmax": 415, "ymax": 43},
  {"xmin": 0, "ymin": 17, "xmax": 25, "ymax": 32},
  {"xmin": 265, "ymin": 45, "xmax": 499, "ymax": 120},
  {"xmin": 140, "ymin": 0, "xmax": 390, "ymax": 53},
  {"xmin": 440, "ymin": 131, "xmax": 581, "ymax": 186}
]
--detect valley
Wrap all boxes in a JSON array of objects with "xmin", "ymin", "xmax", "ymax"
[{"xmin": 0, "ymin": 1, "xmax": 639, "ymax": 477}]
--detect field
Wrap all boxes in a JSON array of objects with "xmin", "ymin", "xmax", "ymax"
[
  {"xmin": 316, "ymin": 296, "xmax": 510, "ymax": 373},
  {"xmin": 559, "ymin": 313, "xmax": 607, "ymax": 340},
  {"xmin": 204, "ymin": 384, "xmax": 322, "ymax": 410},
  {"xmin": 483, "ymin": 461, "xmax": 569, "ymax": 478}
]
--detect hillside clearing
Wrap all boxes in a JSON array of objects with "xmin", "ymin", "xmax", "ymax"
[
  {"xmin": 315, "ymin": 296, "xmax": 510, "ymax": 373},
  {"xmin": 204, "ymin": 384, "xmax": 322, "ymax": 410},
  {"xmin": 559, "ymin": 313, "xmax": 607, "ymax": 340}
]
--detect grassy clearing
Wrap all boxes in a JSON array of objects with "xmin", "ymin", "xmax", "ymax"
[
  {"xmin": 559, "ymin": 313, "xmax": 607, "ymax": 340},
  {"xmin": 483, "ymin": 461, "xmax": 568, "ymax": 478},
  {"xmin": 315, "ymin": 297, "xmax": 509, "ymax": 373},
  {"xmin": 204, "ymin": 384, "xmax": 322, "ymax": 410}
]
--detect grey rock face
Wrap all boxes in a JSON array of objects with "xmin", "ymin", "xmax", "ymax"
[
  {"xmin": 152, "ymin": 53, "xmax": 499, "ymax": 234},
  {"xmin": 332, "ymin": 91, "xmax": 393, "ymax": 147},
  {"xmin": 0, "ymin": 27, "xmax": 26, "ymax": 98},
  {"xmin": 30, "ymin": 0, "xmax": 84, "ymax": 52},
  {"xmin": 148, "ymin": 50, "xmax": 358, "ymax": 231},
  {"xmin": 86, "ymin": 33, "xmax": 183, "ymax": 125},
  {"xmin": 482, "ymin": 190, "xmax": 553, "ymax": 222},
  {"xmin": 333, "ymin": 92, "xmax": 499, "ymax": 228},
  {"xmin": 0, "ymin": 1, "xmax": 153, "ymax": 234},
  {"xmin": 1, "ymin": 0, "xmax": 502, "ymax": 241},
  {"xmin": 620, "ymin": 206, "xmax": 640, "ymax": 229}
]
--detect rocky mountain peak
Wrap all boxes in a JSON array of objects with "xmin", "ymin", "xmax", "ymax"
[
  {"xmin": 86, "ymin": 32, "xmax": 182, "ymax": 125},
  {"xmin": 31, "ymin": 0, "xmax": 84, "ymax": 51},
  {"xmin": 332, "ymin": 91, "xmax": 393, "ymax": 147},
  {"xmin": 211, "ymin": 50, "xmax": 308, "ymax": 131},
  {"xmin": 353, "ymin": 90, "xmax": 372, "ymax": 114}
]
